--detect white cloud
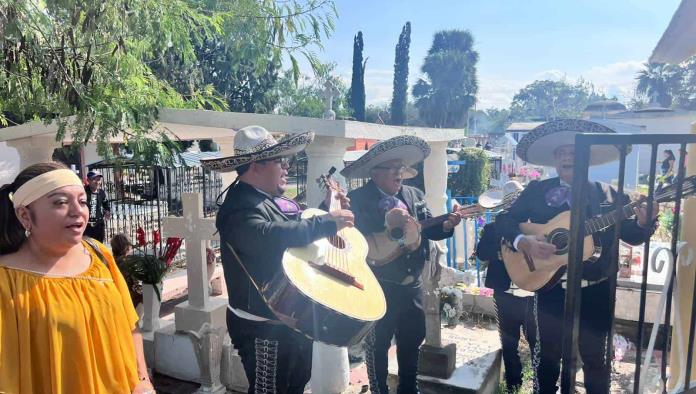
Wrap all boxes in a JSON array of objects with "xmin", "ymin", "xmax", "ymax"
[
  {"xmin": 533, "ymin": 69, "xmax": 567, "ymax": 81},
  {"xmin": 477, "ymin": 60, "xmax": 644, "ymax": 110}
]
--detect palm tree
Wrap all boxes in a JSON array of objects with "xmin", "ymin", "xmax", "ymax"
[
  {"xmin": 635, "ymin": 63, "xmax": 683, "ymax": 108},
  {"xmin": 412, "ymin": 30, "xmax": 478, "ymax": 128}
]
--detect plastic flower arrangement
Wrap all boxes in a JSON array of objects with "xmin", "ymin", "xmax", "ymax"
[{"xmin": 121, "ymin": 237, "xmax": 183, "ymax": 301}]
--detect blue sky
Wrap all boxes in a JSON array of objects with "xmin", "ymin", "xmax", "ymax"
[{"xmin": 304, "ymin": 0, "xmax": 682, "ymax": 109}]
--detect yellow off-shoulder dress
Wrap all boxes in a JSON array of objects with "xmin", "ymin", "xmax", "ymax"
[{"xmin": 0, "ymin": 241, "xmax": 140, "ymax": 393}]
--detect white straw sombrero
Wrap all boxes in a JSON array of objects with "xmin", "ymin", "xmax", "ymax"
[
  {"xmin": 340, "ymin": 136, "xmax": 431, "ymax": 179},
  {"xmin": 478, "ymin": 180, "xmax": 524, "ymax": 209},
  {"xmin": 201, "ymin": 126, "xmax": 314, "ymax": 172},
  {"xmin": 516, "ymin": 119, "xmax": 631, "ymax": 167}
]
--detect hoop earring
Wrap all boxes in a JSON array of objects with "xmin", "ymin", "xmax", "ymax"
[{"xmin": 24, "ymin": 228, "xmax": 31, "ymax": 238}]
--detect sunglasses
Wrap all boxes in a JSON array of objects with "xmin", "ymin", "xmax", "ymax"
[{"xmin": 260, "ymin": 157, "xmax": 293, "ymax": 168}]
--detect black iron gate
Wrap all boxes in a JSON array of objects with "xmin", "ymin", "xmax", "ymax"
[
  {"xmin": 563, "ymin": 133, "xmax": 696, "ymax": 393},
  {"xmin": 89, "ymin": 158, "xmax": 223, "ymax": 252}
]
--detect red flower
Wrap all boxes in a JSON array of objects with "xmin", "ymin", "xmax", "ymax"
[
  {"xmin": 162, "ymin": 238, "xmax": 183, "ymax": 267},
  {"xmin": 153, "ymin": 230, "xmax": 161, "ymax": 245},
  {"xmin": 136, "ymin": 227, "xmax": 146, "ymax": 246}
]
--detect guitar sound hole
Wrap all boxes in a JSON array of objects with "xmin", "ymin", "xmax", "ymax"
[
  {"xmin": 548, "ymin": 229, "xmax": 569, "ymax": 255},
  {"xmin": 329, "ymin": 235, "xmax": 346, "ymax": 249},
  {"xmin": 390, "ymin": 228, "xmax": 404, "ymax": 240}
]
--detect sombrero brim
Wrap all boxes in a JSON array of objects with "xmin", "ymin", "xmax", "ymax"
[
  {"xmin": 478, "ymin": 180, "xmax": 524, "ymax": 209},
  {"xmin": 340, "ymin": 136, "xmax": 431, "ymax": 179},
  {"xmin": 516, "ymin": 119, "xmax": 632, "ymax": 167},
  {"xmin": 201, "ymin": 132, "xmax": 314, "ymax": 172},
  {"xmin": 478, "ymin": 189, "xmax": 505, "ymax": 209}
]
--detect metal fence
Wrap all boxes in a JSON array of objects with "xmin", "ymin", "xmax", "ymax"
[
  {"xmin": 92, "ymin": 155, "xmax": 309, "ymax": 261},
  {"xmin": 563, "ymin": 133, "xmax": 696, "ymax": 394},
  {"xmin": 90, "ymin": 162, "xmax": 223, "ymax": 253}
]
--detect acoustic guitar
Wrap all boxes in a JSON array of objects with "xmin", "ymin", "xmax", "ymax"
[
  {"xmin": 260, "ymin": 168, "xmax": 386, "ymax": 347},
  {"xmin": 366, "ymin": 190, "xmax": 521, "ymax": 266},
  {"xmin": 501, "ymin": 176, "xmax": 696, "ymax": 292}
]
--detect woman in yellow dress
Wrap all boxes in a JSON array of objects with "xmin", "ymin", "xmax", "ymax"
[{"xmin": 0, "ymin": 162, "xmax": 155, "ymax": 394}]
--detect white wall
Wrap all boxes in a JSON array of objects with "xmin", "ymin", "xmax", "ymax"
[
  {"xmin": 0, "ymin": 142, "xmax": 20, "ymax": 185},
  {"xmin": 612, "ymin": 113, "xmax": 696, "ymax": 177}
]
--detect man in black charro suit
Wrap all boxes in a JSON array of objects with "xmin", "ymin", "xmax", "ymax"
[
  {"xmin": 202, "ymin": 126, "xmax": 353, "ymax": 394},
  {"xmin": 341, "ymin": 136, "xmax": 464, "ymax": 394},
  {"xmin": 495, "ymin": 119, "xmax": 658, "ymax": 393},
  {"xmin": 476, "ymin": 181, "xmax": 538, "ymax": 393}
]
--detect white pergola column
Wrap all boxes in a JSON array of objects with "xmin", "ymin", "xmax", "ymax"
[
  {"xmin": 303, "ymin": 136, "xmax": 353, "ymax": 208},
  {"xmin": 7, "ymin": 136, "xmax": 61, "ymax": 171},
  {"xmin": 423, "ymin": 141, "xmax": 449, "ymax": 216},
  {"xmin": 215, "ymin": 136, "xmax": 237, "ymax": 190}
]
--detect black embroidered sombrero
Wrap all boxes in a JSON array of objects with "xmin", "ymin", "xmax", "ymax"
[
  {"xmin": 340, "ymin": 135, "xmax": 431, "ymax": 179},
  {"xmin": 201, "ymin": 126, "xmax": 314, "ymax": 172},
  {"xmin": 516, "ymin": 119, "xmax": 631, "ymax": 167}
]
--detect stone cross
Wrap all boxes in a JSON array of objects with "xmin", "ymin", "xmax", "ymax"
[{"xmin": 162, "ymin": 193, "xmax": 219, "ymax": 309}]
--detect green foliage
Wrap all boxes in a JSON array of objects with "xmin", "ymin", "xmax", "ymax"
[
  {"xmin": 390, "ymin": 22, "xmax": 410, "ymax": 126},
  {"xmin": 274, "ymin": 62, "xmax": 349, "ymax": 118},
  {"xmin": 470, "ymin": 108, "xmax": 511, "ymax": 135},
  {"xmin": 412, "ymin": 30, "xmax": 478, "ymax": 128},
  {"xmin": 121, "ymin": 254, "xmax": 171, "ymax": 301},
  {"xmin": 635, "ymin": 62, "xmax": 685, "ymax": 109},
  {"xmin": 0, "ymin": 0, "xmax": 336, "ymax": 163},
  {"xmin": 350, "ymin": 31, "xmax": 366, "ymax": 121},
  {"xmin": 509, "ymin": 79, "xmax": 605, "ymax": 121},
  {"xmin": 447, "ymin": 148, "xmax": 490, "ymax": 197}
]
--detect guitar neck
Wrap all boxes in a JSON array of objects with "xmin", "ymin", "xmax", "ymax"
[
  {"xmin": 418, "ymin": 204, "xmax": 482, "ymax": 229},
  {"xmin": 584, "ymin": 201, "xmax": 640, "ymax": 235}
]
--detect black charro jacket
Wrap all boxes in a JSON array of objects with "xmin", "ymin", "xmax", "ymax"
[
  {"xmin": 347, "ymin": 180, "xmax": 453, "ymax": 289},
  {"xmin": 494, "ymin": 177, "xmax": 655, "ymax": 283},
  {"xmin": 216, "ymin": 181, "xmax": 337, "ymax": 319}
]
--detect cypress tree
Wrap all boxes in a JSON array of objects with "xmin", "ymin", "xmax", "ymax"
[
  {"xmin": 390, "ymin": 22, "xmax": 411, "ymax": 125},
  {"xmin": 350, "ymin": 31, "xmax": 366, "ymax": 121}
]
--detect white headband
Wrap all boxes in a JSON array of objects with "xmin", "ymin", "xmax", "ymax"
[{"xmin": 11, "ymin": 169, "xmax": 84, "ymax": 208}]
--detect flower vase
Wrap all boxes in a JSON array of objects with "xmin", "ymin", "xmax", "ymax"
[{"xmin": 141, "ymin": 283, "xmax": 163, "ymax": 332}]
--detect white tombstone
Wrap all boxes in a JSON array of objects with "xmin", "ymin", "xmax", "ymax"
[
  {"xmin": 310, "ymin": 342, "xmax": 349, "ymax": 394},
  {"xmin": 162, "ymin": 193, "xmax": 227, "ymax": 332}
]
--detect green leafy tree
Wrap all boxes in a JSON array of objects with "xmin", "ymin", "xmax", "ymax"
[
  {"xmin": 274, "ymin": 63, "xmax": 349, "ymax": 119},
  {"xmin": 0, "ymin": 0, "xmax": 336, "ymax": 162},
  {"xmin": 350, "ymin": 31, "xmax": 366, "ymax": 121},
  {"xmin": 668, "ymin": 57, "xmax": 696, "ymax": 110},
  {"xmin": 390, "ymin": 22, "xmax": 411, "ymax": 125},
  {"xmin": 635, "ymin": 62, "xmax": 683, "ymax": 108},
  {"xmin": 509, "ymin": 79, "xmax": 605, "ymax": 121},
  {"xmin": 447, "ymin": 148, "xmax": 489, "ymax": 197},
  {"xmin": 412, "ymin": 30, "xmax": 478, "ymax": 128},
  {"xmin": 365, "ymin": 103, "xmax": 390, "ymax": 124},
  {"xmin": 470, "ymin": 108, "xmax": 511, "ymax": 135}
]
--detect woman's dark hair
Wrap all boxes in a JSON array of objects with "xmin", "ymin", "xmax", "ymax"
[
  {"xmin": 110, "ymin": 233, "xmax": 133, "ymax": 259},
  {"xmin": 665, "ymin": 149, "xmax": 676, "ymax": 161},
  {"xmin": 0, "ymin": 162, "xmax": 69, "ymax": 255}
]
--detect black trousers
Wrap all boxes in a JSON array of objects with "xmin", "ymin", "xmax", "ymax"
[
  {"xmin": 494, "ymin": 291, "xmax": 537, "ymax": 393},
  {"xmin": 227, "ymin": 309, "xmax": 312, "ymax": 394},
  {"xmin": 535, "ymin": 280, "xmax": 612, "ymax": 394},
  {"xmin": 84, "ymin": 222, "xmax": 106, "ymax": 243},
  {"xmin": 364, "ymin": 284, "xmax": 425, "ymax": 394}
]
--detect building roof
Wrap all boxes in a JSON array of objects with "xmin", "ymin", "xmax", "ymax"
[
  {"xmin": 506, "ymin": 122, "xmax": 545, "ymax": 132},
  {"xmin": 88, "ymin": 151, "xmax": 221, "ymax": 168},
  {"xmin": 650, "ymin": 0, "xmax": 696, "ymax": 63},
  {"xmin": 584, "ymin": 100, "xmax": 627, "ymax": 112}
]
